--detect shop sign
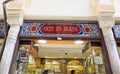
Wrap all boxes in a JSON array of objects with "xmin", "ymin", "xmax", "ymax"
[
  {"xmin": 21, "ymin": 22, "xmax": 100, "ymax": 37},
  {"xmin": 41, "ymin": 24, "xmax": 80, "ymax": 34}
]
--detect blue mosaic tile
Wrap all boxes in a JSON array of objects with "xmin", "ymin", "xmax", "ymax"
[
  {"xmin": 113, "ymin": 25, "xmax": 120, "ymax": 38},
  {"xmin": 0, "ymin": 22, "xmax": 5, "ymax": 35}
]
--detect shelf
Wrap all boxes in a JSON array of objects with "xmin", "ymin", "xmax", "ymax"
[{"xmin": 67, "ymin": 66, "xmax": 83, "ymax": 67}]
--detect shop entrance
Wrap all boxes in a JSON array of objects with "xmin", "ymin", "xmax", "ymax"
[{"xmin": 14, "ymin": 39, "xmax": 106, "ymax": 74}]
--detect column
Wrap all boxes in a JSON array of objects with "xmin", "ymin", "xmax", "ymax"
[
  {"xmin": 91, "ymin": 0, "xmax": 120, "ymax": 73},
  {"xmin": 99, "ymin": 16, "xmax": 120, "ymax": 74},
  {"xmin": 0, "ymin": 25, "xmax": 21, "ymax": 74},
  {"xmin": 0, "ymin": 0, "xmax": 29, "ymax": 74}
]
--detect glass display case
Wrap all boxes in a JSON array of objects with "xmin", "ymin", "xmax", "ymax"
[
  {"xmin": 44, "ymin": 59, "xmax": 61, "ymax": 73},
  {"xmin": 92, "ymin": 47, "xmax": 106, "ymax": 74},
  {"xmin": 67, "ymin": 60, "xmax": 84, "ymax": 74},
  {"xmin": 15, "ymin": 45, "xmax": 30, "ymax": 74},
  {"xmin": 84, "ymin": 46, "xmax": 106, "ymax": 74},
  {"xmin": 0, "ymin": 39, "xmax": 3, "ymax": 56},
  {"xmin": 117, "ymin": 46, "xmax": 120, "ymax": 56}
]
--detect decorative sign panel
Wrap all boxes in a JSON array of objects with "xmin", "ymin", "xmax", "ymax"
[
  {"xmin": 21, "ymin": 22, "xmax": 100, "ymax": 37},
  {"xmin": 113, "ymin": 24, "xmax": 120, "ymax": 38},
  {"xmin": 0, "ymin": 21, "xmax": 5, "ymax": 35}
]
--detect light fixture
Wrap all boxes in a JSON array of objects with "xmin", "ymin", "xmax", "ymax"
[
  {"xmin": 57, "ymin": 37, "xmax": 62, "ymax": 40},
  {"xmin": 34, "ymin": 44, "xmax": 39, "ymax": 46},
  {"xmin": 45, "ymin": 56, "xmax": 48, "ymax": 58},
  {"xmin": 38, "ymin": 39, "xmax": 47, "ymax": 44},
  {"xmin": 74, "ymin": 57, "xmax": 77, "ymax": 59},
  {"xmin": 74, "ymin": 40, "xmax": 84, "ymax": 44},
  {"xmin": 60, "ymin": 56, "xmax": 63, "ymax": 58}
]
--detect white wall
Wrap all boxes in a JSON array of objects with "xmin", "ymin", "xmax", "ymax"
[
  {"xmin": 26, "ymin": 0, "xmax": 95, "ymax": 16},
  {"xmin": 24, "ymin": 0, "xmax": 120, "ymax": 20},
  {"xmin": 113, "ymin": 0, "xmax": 120, "ymax": 18},
  {"xmin": 25, "ymin": 0, "xmax": 97, "ymax": 20},
  {"xmin": 0, "ymin": 0, "xmax": 5, "ymax": 19},
  {"xmin": 0, "ymin": 0, "xmax": 120, "ymax": 20}
]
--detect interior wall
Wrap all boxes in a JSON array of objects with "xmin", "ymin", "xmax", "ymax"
[{"xmin": 0, "ymin": 0, "xmax": 120, "ymax": 20}]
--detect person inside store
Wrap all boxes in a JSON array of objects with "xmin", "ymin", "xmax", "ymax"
[{"xmin": 71, "ymin": 70, "xmax": 75, "ymax": 74}]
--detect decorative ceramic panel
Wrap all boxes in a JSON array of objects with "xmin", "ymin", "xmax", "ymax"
[
  {"xmin": 21, "ymin": 22, "xmax": 100, "ymax": 37},
  {"xmin": 0, "ymin": 21, "xmax": 5, "ymax": 35},
  {"xmin": 113, "ymin": 24, "xmax": 120, "ymax": 38}
]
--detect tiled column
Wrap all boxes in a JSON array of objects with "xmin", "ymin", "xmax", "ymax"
[
  {"xmin": 0, "ymin": 0, "xmax": 30, "ymax": 74},
  {"xmin": 99, "ymin": 16, "xmax": 120, "ymax": 74}
]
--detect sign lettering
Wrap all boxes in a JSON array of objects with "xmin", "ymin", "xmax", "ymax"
[{"xmin": 41, "ymin": 24, "xmax": 80, "ymax": 34}]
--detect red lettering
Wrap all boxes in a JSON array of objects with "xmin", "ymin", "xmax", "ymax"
[
  {"xmin": 64, "ymin": 26, "xmax": 69, "ymax": 32},
  {"xmin": 56, "ymin": 26, "xmax": 62, "ymax": 32},
  {"xmin": 41, "ymin": 24, "xmax": 80, "ymax": 34},
  {"xmin": 41, "ymin": 25, "xmax": 54, "ymax": 33}
]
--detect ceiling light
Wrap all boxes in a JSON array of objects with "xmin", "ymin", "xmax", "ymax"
[
  {"xmin": 57, "ymin": 37, "xmax": 62, "ymax": 40},
  {"xmin": 45, "ymin": 56, "xmax": 48, "ymax": 58},
  {"xmin": 38, "ymin": 39, "xmax": 47, "ymax": 44},
  {"xmin": 74, "ymin": 57, "xmax": 77, "ymax": 59},
  {"xmin": 60, "ymin": 56, "xmax": 63, "ymax": 58},
  {"xmin": 34, "ymin": 44, "xmax": 39, "ymax": 46},
  {"xmin": 74, "ymin": 40, "xmax": 83, "ymax": 44}
]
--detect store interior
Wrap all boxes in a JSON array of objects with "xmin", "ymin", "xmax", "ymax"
[
  {"xmin": 0, "ymin": 39, "xmax": 3, "ymax": 59},
  {"xmin": 14, "ymin": 39, "xmax": 106, "ymax": 74}
]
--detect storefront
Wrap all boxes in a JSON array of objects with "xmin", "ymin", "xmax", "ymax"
[
  {"xmin": 11, "ymin": 21, "xmax": 112, "ymax": 74},
  {"xmin": 1, "ymin": 0, "xmax": 120, "ymax": 74}
]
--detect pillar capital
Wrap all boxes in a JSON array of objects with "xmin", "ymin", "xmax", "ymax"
[
  {"xmin": 91, "ymin": 0, "xmax": 115, "ymax": 28},
  {"xmin": 6, "ymin": 0, "xmax": 31, "ymax": 26},
  {"xmin": 98, "ymin": 16, "xmax": 115, "ymax": 29},
  {"xmin": 91, "ymin": 0, "xmax": 115, "ymax": 16}
]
